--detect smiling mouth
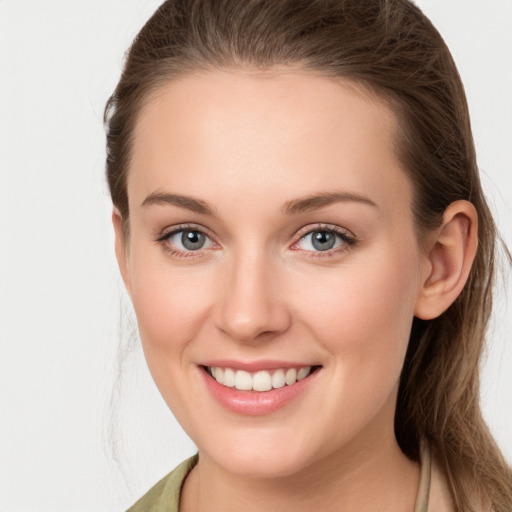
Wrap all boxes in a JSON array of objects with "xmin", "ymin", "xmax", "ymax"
[{"xmin": 203, "ymin": 365, "xmax": 321, "ymax": 392}]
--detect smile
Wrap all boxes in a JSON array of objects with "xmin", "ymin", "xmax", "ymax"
[
  {"xmin": 207, "ymin": 366, "xmax": 314, "ymax": 392},
  {"xmin": 200, "ymin": 363, "xmax": 321, "ymax": 415}
]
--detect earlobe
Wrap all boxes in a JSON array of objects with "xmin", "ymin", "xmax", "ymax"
[
  {"xmin": 112, "ymin": 207, "xmax": 132, "ymax": 298},
  {"xmin": 414, "ymin": 200, "xmax": 478, "ymax": 320}
]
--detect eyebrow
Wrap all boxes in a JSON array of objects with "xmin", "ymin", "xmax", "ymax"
[
  {"xmin": 141, "ymin": 190, "xmax": 378, "ymax": 216},
  {"xmin": 141, "ymin": 192, "xmax": 215, "ymax": 216},
  {"xmin": 283, "ymin": 191, "xmax": 378, "ymax": 214}
]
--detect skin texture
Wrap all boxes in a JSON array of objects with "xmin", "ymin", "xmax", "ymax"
[{"xmin": 113, "ymin": 70, "xmax": 478, "ymax": 511}]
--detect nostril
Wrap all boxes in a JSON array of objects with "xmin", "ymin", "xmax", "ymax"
[{"xmin": 215, "ymin": 270, "xmax": 292, "ymax": 343}]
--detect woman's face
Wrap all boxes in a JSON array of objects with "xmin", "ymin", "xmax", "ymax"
[{"xmin": 118, "ymin": 70, "xmax": 431, "ymax": 478}]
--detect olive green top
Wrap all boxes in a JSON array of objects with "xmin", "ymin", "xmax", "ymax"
[
  {"xmin": 126, "ymin": 443, "xmax": 446, "ymax": 511},
  {"xmin": 127, "ymin": 455, "xmax": 198, "ymax": 512}
]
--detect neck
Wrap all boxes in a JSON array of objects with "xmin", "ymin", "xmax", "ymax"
[{"xmin": 180, "ymin": 432, "xmax": 420, "ymax": 512}]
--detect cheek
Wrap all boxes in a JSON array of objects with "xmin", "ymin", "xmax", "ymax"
[
  {"xmin": 128, "ymin": 258, "xmax": 217, "ymax": 419},
  {"xmin": 128, "ymin": 249, "xmax": 214, "ymax": 364},
  {"xmin": 292, "ymin": 244, "xmax": 421, "ymax": 381}
]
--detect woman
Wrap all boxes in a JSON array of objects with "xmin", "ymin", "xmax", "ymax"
[{"xmin": 104, "ymin": 0, "xmax": 512, "ymax": 510}]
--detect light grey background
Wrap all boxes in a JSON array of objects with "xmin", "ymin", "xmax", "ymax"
[{"xmin": 0, "ymin": 1, "xmax": 510, "ymax": 511}]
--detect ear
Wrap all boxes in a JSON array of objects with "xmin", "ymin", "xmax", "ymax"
[
  {"xmin": 415, "ymin": 200, "xmax": 478, "ymax": 320},
  {"xmin": 112, "ymin": 207, "xmax": 132, "ymax": 298}
]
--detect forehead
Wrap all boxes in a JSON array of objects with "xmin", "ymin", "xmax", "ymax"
[{"xmin": 128, "ymin": 69, "xmax": 412, "ymax": 217}]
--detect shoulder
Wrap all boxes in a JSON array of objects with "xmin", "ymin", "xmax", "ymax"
[
  {"xmin": 428, "ymin": 454, "xmax": 456, "ymax": 512},
  {"xmin": 126, "ymin": 455, "xmax": 198, "ymax": 512},
  {"xmin": 416, "ymin": 440, "xmax": 455, "ymax": 512},
  {"xmin": 429, "ymin": 452, "xmax": 492, "ymax": 512}
]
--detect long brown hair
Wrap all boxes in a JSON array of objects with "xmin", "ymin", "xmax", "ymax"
[{"xmin": 104, "ymin": 1, "xmax": 512, "ymax": 509}]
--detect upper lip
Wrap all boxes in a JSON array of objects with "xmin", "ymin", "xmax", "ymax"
[{"xmin": 200, "ymin": 359, "xmax": 320, "ymax": 371}]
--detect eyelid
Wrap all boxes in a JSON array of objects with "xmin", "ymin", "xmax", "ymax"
[
  {"xmin": 293, "ymin": 223, "xmax": 354, "ymax": 240},
  {"xmin": 156, "ymin": 223, "xmax": 220, "ymax": 257},
  {"xmin": 156, "ymin": 223, "xmax": 216, "ymax": 242},
  {"xmin": 290, "ymin": 223, "xmax": 357, "ymax": 254},
  {"xmin": 155, "ymin": 222, "xmax": 356, "ymax": 258}
]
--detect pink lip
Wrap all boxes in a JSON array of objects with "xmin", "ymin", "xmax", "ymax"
[{"xmin": 199, "ymin": 364, "xmax": 320, "ymax": 416}]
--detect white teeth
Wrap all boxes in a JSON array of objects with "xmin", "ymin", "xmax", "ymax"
[
  {"xmin": 253, "ymin": 371, "xmax": 272, "ymax": 392},
  {"xmin": 235, "ymin": 370, "xmax": 252, "ymax": 391},
  {"xmin": 223, "ymin": 368, "xmax": 236, "ymax": 388},
  {"xmin": 297, "ymin": 367, "xmax": 311, "ymax": 381},
  {"xmin": 213, "ymin": 367, "xmax": 223, "ymax": 383},
  {"xmin": 208, "ymin": 366, "xmax": 313, "ymax": 392},
  {"xmin": 285, "ymin": 368, "xmax": 297, "ymax": 385},
  {"xmin": 271, "ymin": 369, "xmax": 285, "ymax": 389}
]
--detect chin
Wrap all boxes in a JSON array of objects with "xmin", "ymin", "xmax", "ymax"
[
  {"xmin": 197, "ymin": 426, "xmax": 318, "ymax": 479},
  {"xmin": 216, "ymin": 450, "xmax": 311, "ymax": 479}
]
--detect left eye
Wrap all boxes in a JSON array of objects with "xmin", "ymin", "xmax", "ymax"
[
  {"xmin": 167, "ymin": 229, "xmax": 214, "ymax": 251},
  {"xmin": 297, "ymin": 229, "xmax": 349, "ymax": 252}
]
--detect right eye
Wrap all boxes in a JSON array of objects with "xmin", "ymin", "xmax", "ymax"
[{"xmin": 158, "ymin": 227, "xmax": 215, "ymax": 254}]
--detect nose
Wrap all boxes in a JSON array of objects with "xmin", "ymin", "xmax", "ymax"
[{"xmin": 215, "ymin": 252, "xmax": 291, "ymax": 344}]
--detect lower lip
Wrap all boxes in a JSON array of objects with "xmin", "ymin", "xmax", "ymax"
[{"xmin": 200, "ymin": 368, "xmax": 319, "ymax": 416}]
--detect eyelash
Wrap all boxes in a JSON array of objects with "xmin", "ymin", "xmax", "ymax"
[
  {"xmin": 155, "ymin": 223, "xmax": 356, "ymax": 259},
  {"xmin": 291, "ymin": 223, "xmax": 357, "ymax": 258},
  {"xmin": 156, "ymin": 224, "xmax": 218, "ymax": 259}
]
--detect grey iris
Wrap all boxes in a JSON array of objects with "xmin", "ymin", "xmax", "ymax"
[
  {"xmin": 182, "ymin": 230, "xmax": 205, "ymax": 250},
  {"xmin": 312, "ymin": 230, "xmax": 336, "ymax": 251}
]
